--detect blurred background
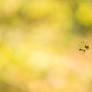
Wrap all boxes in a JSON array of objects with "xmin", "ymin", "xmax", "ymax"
[{"xmin": 0, "ymin": 0, "xmax": 92, "ymax": 92}]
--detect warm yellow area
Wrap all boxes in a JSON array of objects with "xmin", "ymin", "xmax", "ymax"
[
  {"xmin": 0, "ymin": 0, "xmax": 92, "ymax": 92},
  {"xmin": 76, "ymin": 2, "xmax": 92, "ymax": 25}
]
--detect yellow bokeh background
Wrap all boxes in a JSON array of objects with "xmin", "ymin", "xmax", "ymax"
[{"xmin": 0, "ymin": 0, "xmax": 92, "ymax": 92}]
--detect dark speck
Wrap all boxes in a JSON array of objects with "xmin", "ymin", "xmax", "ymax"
[{"xmin": 85, "ymin": 45, "xmax": 89, "ymax": 49}]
